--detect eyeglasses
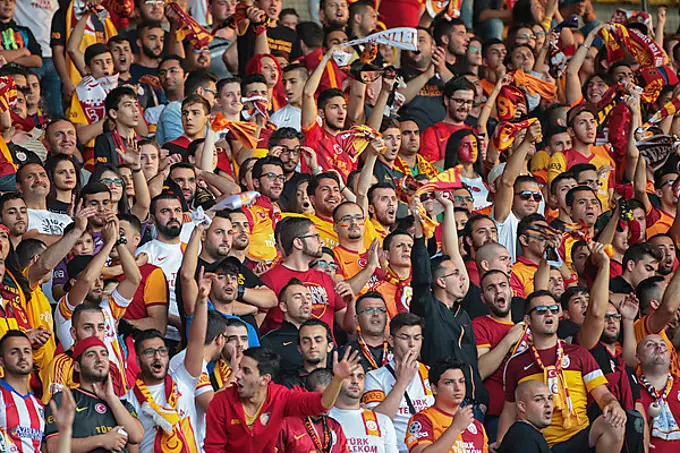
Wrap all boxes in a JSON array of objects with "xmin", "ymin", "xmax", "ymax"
[
  {"xmin": 528, "ymin": 304, "xmax": 560, "ymax": 316},
  {"xmin": 313, "ymin": 260, "xmax": 338, "ymax": 271},
  {"xmin": 440, "ymin": 270, "xmax": 460, "ymax": 279},
  {"xmin": 604, "ymin": 313, "xmax": 622, "ymax": 321},
  {"xmin": 101, "ymin": 178, "xmax": 124, "ymax": 186},
  {"xmin": 203, "ymin": 88, "xmax": 217, "ymax": 95},
  {"xmin": 450, "ymin": 98, "xmax": 474, "ymax": 106},
  {"xmin": 159, "ymin": 68, "xmax": 182, "ymax": 77},
  {"xmin": 420, "ymin": 193, "xmax": 435, "ymax": 202},
  {"xmin": 298, "ymin": 233, "xmax": 321, "ymax": 241},
  {"xmin": 144, "ymin": 0, "xmax": 165, "ymax": 5},
  {"xmin": 517, "ymin": 190, "xmax": 542, "ymax": 202},
  {"xmin": 660, "ymin": 179, "xmax": 677, "ymax": 189},
  {"xmin": 525, "ymin": 234, "xmax": 547, "ymax": 242},
  {"xmin": 192, "ymin": 48, "xmax": 211, "ymax": 54},
  {"xmin": 338, "ymin": 214, "xmax": 365, "ymax": 225},
  {"xmin": 359, "ymin": 307, "xmax": 387, "ymax": 315},
  {"xmin": 141, "ymin": 346, "xmax": 170, "ymax": 358},
  {"xmin": 454, "ymin": 195, "xmax": 474, "ymax": 203},
  {"xmin": 261, "ymin": 172, "xmax": 286, "ymax": 183},
  {"xmin": 280, "ymin": 146, "xmax": 301, "ymax": 155}
]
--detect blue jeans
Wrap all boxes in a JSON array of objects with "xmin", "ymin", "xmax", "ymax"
[
  {"xmin": 479, "ymin": 18, "xmax": 505, "ymax": 40},
  {"xmin": 33, "ymin": 57, "xmax": 63, "ymax": 117}
]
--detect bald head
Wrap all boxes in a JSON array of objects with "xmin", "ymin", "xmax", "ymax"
[
  {"xmin": 476, "ymin": 242, "xmax": 513, "ymax": 276},
  {"xmin": 515, "ymin": 380, "xmax": 553, "ymax": 429}
]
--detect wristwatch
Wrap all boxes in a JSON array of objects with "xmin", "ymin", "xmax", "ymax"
[{"xmin": 115, "ymin": 233, "xmax": 128, "ymax": 247}]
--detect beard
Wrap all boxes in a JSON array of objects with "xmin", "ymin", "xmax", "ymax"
[
  {"xmin": 302, "ymin": 241, "xmax": 323, "ymax": 258},
  {"xmin": 157, "ymin": 221, "xmax": 182, "ymax": 238},
  {"xmin": 489, "ymin": 301, "xmax": 511, "ymax": 318},
  {"xmin": 80, "ymin": 364, "xmax": 109, "ymax": 383},
  {"xmin": 601, "ymin": 330, "xmax": 619, "ymax": 345},
  {"xmin": 85, "ymin": 293, "xmax": 103, "ymax": 305},
  {"xmin": 142, "ymin": 43, "xmax": 162, "ymax": 59},
  {"xmin": 659, "ymin": 262, "xmax": 673, "ymax": 276},
  {"xmin": 305, "ymin": 355, "xmax": 323, "ymax": 365}
]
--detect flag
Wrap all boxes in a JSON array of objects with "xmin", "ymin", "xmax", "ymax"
[
  {"xmin": 600, "ymin": 23, "xmax": 667, "ymax": 68},
  {"xmin": 359, "ymin": 43, "xmax": 379, "ymax": 63},
  {"xmin": 637, "ymin": 135, "xmax": 674, "ymax": 172},
  {"xmin": 168, "ymin": 2, "xmax": 214, "ymax": 49},
  {"xmin": 425, "ymin": 0, "xmax": 463, "ymax": 19},
  {"xmin": 211, "ymin": 112, "xmax": 258, "ymax": 150},
  {"xmin": 512, "ymin": 69, "xmax": 557, "ymax": 100},
  {"xmin": 345, "ymin": 27, "xmax": 418, "ymax": 51},
  {"xmin": 641, "ymin": 95, "xmax": 680, "ymax": 130},
  {"xmin": 335, "ymin": 125, "xmax": 382, "ymax": 163},
  {"xmin": 610, "ymin": 8, "xmax": 651, "ymax": 31},
  {"xmin": 492, "ymin": 118, "xmax": 538, "ymax": 152},
  {"xmin": 415, "ymin": 165, "xmax": 464, "ymax": 196},
  {"xmin": 0, "ymin": 76, "xmax": 17, "ymax": 113},
  {"xmin": 101, "ymin": 0, "xmax": 133, "ymax": 17},
  {"xmin": 496, "ymin": 85, "xmax": 525, "ymax": 121},
  {"xmin": 638, "ymin": 66, "xmax": 679, "ymax": 104},
  {"xmin": 228, "ymin": 1, "xmax": 251, "ymax": 36}
]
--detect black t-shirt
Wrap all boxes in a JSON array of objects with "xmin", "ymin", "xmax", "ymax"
[
  {"xmin": 45, "ymin": 388, "xmax": 138, "ymax": 453},
  {"xmin": 499, "ymin": 421, "xmax": 550, "ymax": 453},
  {"xmin": 129, "ymin": 64, "xmax": 159, "ymax": 84},
  {"xmin": 51, "ymin": 8, "xmax": 108, "ymax": 48},
  {"xmin": 48, "ymin": 199, "xmax": 71, "ymax": 215},
  {"xmin": 260, "ymin": 320, "xmax": 302, "ymax": 373},
  {"xmin": 279, "ymin": 366, "xmax": 310, "ymax": 390},
  {"xmin": 342, "ymin": 339, "xmax": 393, "ymax": 373},
  {"xmin": 0, "ymin": 20, "xmax": 41, "ymax": 58},
  {"xmin": 611, "ymin": 275, "xmax": 634, "ymax": 295},
  {"xmin": 236, "ymin": 24, "xmax": 301, "ymax": 77},
  {"xmin": 397, "ymin": 66, "xmax": 446, "ymax": 130},
  {"xmin": 373, "ymin": 159, "xmax": 405, "ymax": 188},
  {"xmin": 557, "ymin": 318, "xmax": 580, "ymax": 342}
]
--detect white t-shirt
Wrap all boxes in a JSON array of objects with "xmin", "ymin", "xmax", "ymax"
[
  {"xmin": 491, "ymin": 207, "xmax": 520, "ymax": 263},
  {"xmin": 328, "ymin": 407, "xmax": 399, "ymax": 453},
  {"xmin": 364, "ymin": 360, "xmax": 435, "ymax": 453},
  {"xmin": 27, "ymin": 209, "xmax": 72, "ymax": 236},
  {"xmin": 169, "ymin": 350, "xmax": 211, "ymax": 452},
  {"xmin": 136, "ymin": 239, "xmax": 186, "ymax": 341},
  {"xmin": 461, "ymin": 175, "xmax": 490, "ymax": 211},
  {"xmin": 123, "ymin": 363, "xmax": 199, "ymax": 453},
  {"xmin": 14, "ymin": 0, "xmax": 58, "ymax": 58},
  {"xmin": 54, "ymin": 289, "xmax": 131, "ymax": 370},
  {"xmin": 270, "ymin": 104, "xmax": 302, "ymax": 132}
]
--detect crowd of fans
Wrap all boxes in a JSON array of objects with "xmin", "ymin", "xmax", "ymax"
[{"xmin": 2, "ymin": 0, "xmax": 680, "ymax": 452}]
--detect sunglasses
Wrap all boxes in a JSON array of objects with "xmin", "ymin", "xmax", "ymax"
[
  {"xmin": 528, "ymin": 304, "xmax": 560, "ymax": 316},
  {"xmin": 517, "ymin": 190, "xmax": 542, "ymax": 202},
  {"xmin": 101, "ymin": 178, "xmax": 124, "ymax": 186},
  {"xmin": 454, "ymin": 195, "xmax": 474, "ymax": 203},
  {"xmin": 420, "ymin": 193, "xmax": 435, "ymax": 202}
]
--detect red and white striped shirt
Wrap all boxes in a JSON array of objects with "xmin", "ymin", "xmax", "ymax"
[{"xmin": 0, "ymin": 379, "xmax": 44, "ymax": 453}]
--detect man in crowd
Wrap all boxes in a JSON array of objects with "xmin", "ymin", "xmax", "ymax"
[{"xmin": 280, "ymin": 319, "xmax": 333, "ymax": 388}]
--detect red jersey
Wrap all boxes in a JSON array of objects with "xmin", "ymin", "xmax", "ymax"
[
  {"xmin": 510, "ymin": 256, "xmax": 539, "ymax": 298},
  {"xmin": 120, "ymin": 263, "xmax": 169, "ymax": 320},
  {"xmin": 610, "ymin": 260, "xmax": 623, "ymax": 279},
  {"xmin": 638, "ymin": 376, "xmax": 680, "ymax": 453},
  {"xmin": 465, "ymin": 259, "xmax": 479, "ymax": 287},
  {"xmin": 380, "ymin": 0, "xmax": 425, "ymax": 28},
  {"xmin": 275, "ymin": 416, "xmax": 348, "ymax": 453},
  {"xmin": 204, "ymin": 383, "xmax": 327, "ymax": 453},
  {"xmin": 0, "ymin": 379, "xmax": 44, "ymax": 453},
  {"xmin": 471, "ymin": 315, "xmax": 514, "ymax": 416},
  {"xmin": 302, "ymin": 121, "xmax": 358, "ymax": 183},
  {"xmin": 420, "ymin": 122, "xmax": 470, "ymax": 163},
  {"xmin": 260, "ymin": 265, "xmax": 346, "ymax": 336}
]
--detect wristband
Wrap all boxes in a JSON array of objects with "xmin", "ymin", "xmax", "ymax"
[
  {"xmin": 132, "ymin": 167, "xmax": 142, "ymax": 173},
  {"xmin": 237, "ymin": 285, "xmax": 245, "ymax": 301}
]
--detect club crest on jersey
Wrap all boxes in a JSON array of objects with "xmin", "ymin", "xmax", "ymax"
[
  {"xmin": 467, "ymin": 423, "xmax": 477, "ymax": 435},
  {"xmin": 260, "ymin": 412, "xmax": 271, "ymax": 426},
  {"xmin": 561, "ymin": 355, "xmax": 570, "ymax": 368},
  {"xmin": 366, "ymin": 420, "xmax": 378, "ymax": 431},
  {"xmin": 95, "ymin": 403, "xmax": 107, "ymax": 414}
]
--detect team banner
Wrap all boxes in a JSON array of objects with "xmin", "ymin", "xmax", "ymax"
[
  {"xmin": 512, "ymin": 69, "xmax": 557, "ymax": 100},
  {"xmin": 346, "ymin": 28, "xmax": 418, "ymax": 51},
  {"xmin": 637, "ymin": 135, "xmax": 675, "ymax": 172},
  {"xmin": 0, "ymin": 76, "xmax": 16, "ymax": 113},
  {"xmin": 415, "ymin": 165, "xmax": 464, "ymax": 196},
  {"xmin": 336, "ymin": 125, "xmax": 382, "ymax": 163},
  {"xmin": 601, "ymin": 23, "xmax": 667, "ymax": 68},
  {"xmin": 211, "ymin": 112, "xmax": 258, "ymax": 150},
  {"xmin": 493, "ymin": 118, "xmax": 539, "ymax": 152}
]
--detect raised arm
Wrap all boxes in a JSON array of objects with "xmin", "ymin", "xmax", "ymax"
[
  {"xmin": 477, "ymin": 74, "xmax": 509, "ymax": 135},
  {"xmin": 646, "ymin": 255, "xmax": 680, "ymax": 333},
  {"xmin": 346, "ymin": 77, "xmax": 367, "ymax": 127},
  {"xmin": 114, "ymin": 225, "xmax": 143, "ymax": 301},
  {"xmin": 437, "ymin": 193, "xmax": 468, "ymax": 295},
  {"xmin": 367, "ymin": 75, "xmax": 397, "ymax": 131},
  {"xmin": 302, "ymin": 45, "xmax": 338, "ymax": 129},
  {"xmin": 655, "ymin": 7, "xmax": 666, "ymax": 48},
  {"xmin": 576, "ymin": 243, "xmax": 611, "ymax": 349},
  {"xmin": 565, "ymin": 24, "xmax": 604, "ymax": 105},
  {"xmin": 494, "ymin": 121, "xmax": 541, "ymax": 223},
  {"xmin": 619, "ymin": 294, "xmax": 640, "ymax": 367},
  {"xmin": 65, "ymin": 11, "xmax": 90, "ymax": 77},
  {"xmin": 355, "ymin": 140, "xmax": 383, "ymax": 214},
  {"xmin": 185, "ymin": 267, "xmax": 211, "ymax": 378},
  {"xmin": 27, "ymin": 204, "xmax": 96, "ymax": 286},
  {"xmin": 633, "ymin": 149, "xmax": 652, "ymax": 213},
  {"xmin": 179, "ymin": 222, "xmax": 206, "ymax": 317},
  {"xmin": 117, "ymin": 140, "xmax": 150, "ymax": 221},
  {"xmin": 66, "ymin": 218, "xmax": 116, "ymax": 307},
  {"xmin": 623, "ymin": 95, "xmax": 641, "ymax": 183}
]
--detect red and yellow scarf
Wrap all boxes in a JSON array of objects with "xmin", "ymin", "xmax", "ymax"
[{"xmin": 133, "ymin": 375, "xmax": 199, "ymax": 453}]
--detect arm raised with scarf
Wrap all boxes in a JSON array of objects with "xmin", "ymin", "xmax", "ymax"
[
  {"xmin": 576, "ymin": 242, "xmax": 611, "ymax": 350},
  {"xmin": 65, "ymin": 11, "xmax": 89, "ymax": 77},
  {"xmin": 302, "ymin": 45, "xmax": 338, "ymax": 130},
  {"xmin": 437, "ymin": 192, "xmax": 468, "ymax": 295},
  {"xmin": 565, "ymin": 24, "xmax": 605, "ymax": 105}
]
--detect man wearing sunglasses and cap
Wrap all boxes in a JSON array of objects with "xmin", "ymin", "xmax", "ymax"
[
  {"xmin": 44, "ymin": 336, "xmax": 144, "ymax": 453},
  {"xmin": 496, "ymin": 290, "xmax": 626, "ymax": 453}
]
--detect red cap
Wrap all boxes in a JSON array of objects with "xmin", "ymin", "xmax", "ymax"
[{"xmin": 73, "ymin": 336, "xmax": 107, "ymax": 361}]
